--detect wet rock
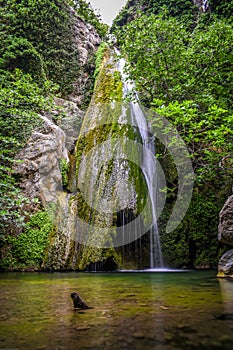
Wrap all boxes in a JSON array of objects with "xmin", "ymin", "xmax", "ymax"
[
  {"xmin": 218, "ymin": 195, "xmax": 233, "ymax": 278},
  {"xmin": 71, "ymin": 292, "xmax": 90, "ymax": 309},
  {"xmin": 132, "ymin": 332, "xmax": 145, "ymax": 339},
  {"xmin": 218, "ymin": 249, "xmax": 233, "ymax": 278},
  {"xmin": 53, "ymin": 98, "xmax": 84, "ymax": 152},
  {"xmin": 216, "ymin": 313, "xmax": 233, "ymax": 320},
  {"xmin": 218, "ymin": 195, "xmax": 233, "ymax": 245}
]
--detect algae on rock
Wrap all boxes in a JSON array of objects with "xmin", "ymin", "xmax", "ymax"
[
  {"xmin": 42, "ymin": 46, "xmax": 149, "ymax": 271},
  {"xmin": 73, "ymin": 46, "xmax": 148, "ymax": 270}
]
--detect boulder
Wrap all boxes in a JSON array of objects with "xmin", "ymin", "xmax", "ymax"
[
  {"xmin": 218, "ymin": 195, "xmax": 233, "ymax": 278},
  {"xmin": 218, "ymin": 249, "xmax": 233, "ymax": 278},
  {"xmin": 15, "ymin": 116, "xmax": 68, "ymax": 205},
  {"xmin": 218, "ymin": 195, "xmax": 233, "ymax": 245},
  {"xmin": 53, "ymin": 98, "xmax": 84, "ymax": 152}
]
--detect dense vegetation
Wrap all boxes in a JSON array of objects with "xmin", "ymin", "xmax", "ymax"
[
  {"xmin": 0, "ymin": 0, "xmax": 104, "ymax": 269},
  {"xmin": 113, "ymin": 0, "xmax": 233, "ymax": 267},
  {"xmin": 112, "ymin": 0, "xmax": 233, "ymax": 31},
  {"xmin": 1, "ymin": 0, "xmax": 232, "ymax": 270}
]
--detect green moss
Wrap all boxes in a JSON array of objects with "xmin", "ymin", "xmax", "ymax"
[
  {"xmin": 59, "ymin": 158, "xmax": 69, "ymax": 187},
  {"xmin": 94, "ymin": 48, "xmax": 123, "ymax": 104},
  {"xmin": 72, "ymin": 48, "xmax": 155, "ymax": 270},
  {"xmin": 78, "ymin": 246, "xmax": 120, "ymax": 271},
  {"xmin": 94, "ymin": 42, "xmax": 108, "ymax": 78}
]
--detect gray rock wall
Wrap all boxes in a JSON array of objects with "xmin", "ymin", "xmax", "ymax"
[
  {"xmin": 68, "ymin": 9, "xmax": 101, "ymax": 107},
  {"xmin": 218, "ymin": 195, "xmax": 233, "ymax": 278},
  {"xmin": 15, "ymin": 115, "xmax": 69, "ymax": 206},
  {"xmin": 14, "ymin": 6, "xmax": 100, "ymax": 204}
]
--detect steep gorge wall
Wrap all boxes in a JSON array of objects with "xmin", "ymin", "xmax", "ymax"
[
  {"xmin": 43, "ymin": 46, "xmax": 148, "ymax": 270},
  {"xmin": 12, "ymin": 14, "xmax": 101, "ymax": 270},
  {"xmin": 68, "ymin": 8, "xmax": 101, "ymax": 107}
]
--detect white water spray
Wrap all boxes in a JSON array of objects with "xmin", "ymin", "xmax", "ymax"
[{"xmin": 116, "ymin": 49, "xmax": 163, "ymax": 268}]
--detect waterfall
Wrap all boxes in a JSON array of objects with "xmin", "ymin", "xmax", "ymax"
[{"xmin": 116, "ymin": 50, "xmax": 163, "ymax": 268}]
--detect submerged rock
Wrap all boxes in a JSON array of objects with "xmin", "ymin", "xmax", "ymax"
[{"xmin": 218, "ymin": 195, "xmax": 233, "ymax": 278}]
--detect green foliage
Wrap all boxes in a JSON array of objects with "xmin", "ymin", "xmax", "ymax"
[
  {"xmin": 187, "ymin": 21, "xmax": 233, "ymax": 109},
  {"xmin": 118, "ymin": 14, "xmax": 233, "ymax": 109},
  {"xmin": 0, "ymin": 0, "xmax": 80, "ymax": 95},
  {"xmin": 161, "ymin": 191, "xmax": 229, "ymax": 268},
  {"xmin": 0, "ymin": 69, "xmax": 56, "ymax": 237},
  {"xmin": 111, "ymin": 0, "xmax": 199, "ymax": 33},
  {"xmin": 94, "ymin": 42, "xmax": 108, "ymax": 78},
  {"xmin": 0, "ymin": 70, "xmax": 55, "ymax": 140},
  {"xmin": 0, "ymin": 36, "xmax": 46, "ymax": 86},
  {"xmin": 111, "ymin": 0, "xmax": 233, "ymax": 32},
  {"xmin": 151, "ymin": 99, "xmax": 233, "ymax": 184},
  {"xmin": 1, "ymin": 211, "xmax": 54, "ymax": 269},
  {"xmin": 59, "ymin": 158, "xmax": 69, "ymax": 187},
  {"xmin": 209, "ymin": 0, "xmax": 233, "ymax": 22}
]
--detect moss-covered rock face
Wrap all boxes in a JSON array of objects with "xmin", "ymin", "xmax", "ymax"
[
  {"xmin": 73, "ymin": 47, "xmax": 148, "ymax": 270},
  {"xmin": 40, "ymin": 46, "xmax": 149, "ymax": 271}
]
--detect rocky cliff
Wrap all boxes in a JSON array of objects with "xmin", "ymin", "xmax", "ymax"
[
  {"xmin": 41, "ymin": 46, "xmax": 148, "ymax": 270},
  {"xmin": 68, "ymin": 8, "xmax": 101, "ymax": 107},
  {"xmin": 218, "ymin": 195, "xmax": 233, "ymax": 278},
  {"xmin": 11, "ymin": 12, "xmax": 101, "ymax": 270}
]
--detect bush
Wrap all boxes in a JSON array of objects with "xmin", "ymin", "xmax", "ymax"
[{"xmin": 1, "ymin": 211, "xmax": 54, "ymax": 269}]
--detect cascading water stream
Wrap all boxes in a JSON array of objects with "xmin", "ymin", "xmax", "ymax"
[{"xmin": 116, "ymin": 50, "xmax": 163, "ymax": 268}]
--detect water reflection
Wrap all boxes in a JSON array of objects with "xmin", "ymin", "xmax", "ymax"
[
  {"xmin": 219, "ymin": 278, "xmax": 233, "ymax": 320},
  {"xmin": 0, "ymin": 271, "xmax": 233, "ymax": 349}
]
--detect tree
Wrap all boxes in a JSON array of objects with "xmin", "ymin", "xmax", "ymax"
[{"xmin": 0, "ymin": 0, "xmax": 80, "ymax": 95}]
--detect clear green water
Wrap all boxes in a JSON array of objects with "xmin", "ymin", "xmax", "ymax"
[{"xmin": 0, "ymin": 270, "xmax": 233, "ymax": 350}]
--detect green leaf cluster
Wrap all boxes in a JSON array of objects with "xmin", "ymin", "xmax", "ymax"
[
  {"xmin": 0, "ymin": 0, "xmax": 80, "ymax": 95},
  {"xmin": 116, "ymin": 14, "xmax": 233, "ymax": 184},
  {"xmin": 0, "ymin": 69, "xmax": 56, "ymax": 237},
  {"xmin": 160, "ymin": 191, "xmax": 229, "ymax": 268},
  {"xmin": 1, "ymin": 211, "xmax": 54, "ymax": 270},
  {"xmin": 111, "ymin": 0, "xmax": 233, "ymax": 32},
  {"xmin": 113, "ymin": 6, "xmax": 233, "ymax": 267}
]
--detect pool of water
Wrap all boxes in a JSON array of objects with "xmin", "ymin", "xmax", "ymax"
[{"xmin": 0, "ymin": 270, "xmax": 233, "ymax": 350}]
